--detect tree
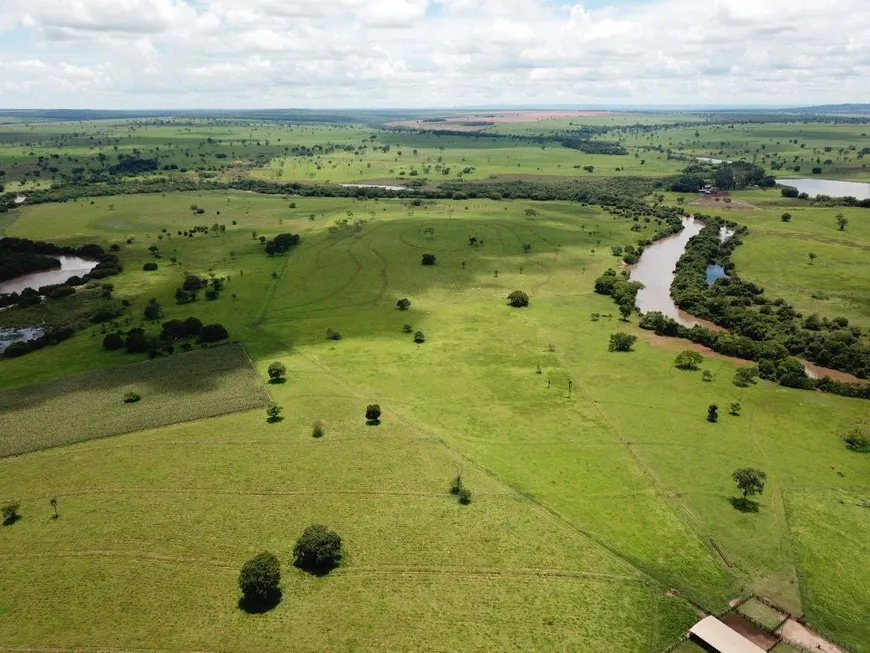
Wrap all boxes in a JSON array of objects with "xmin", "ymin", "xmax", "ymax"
[
  {"xmin": 402, "ymin": 324, "xmax": 413, "ymax": 333},
  {"xmin": 522, "ymin": 243, "xmax": 532, "ymax": 254},
  {"xmin": 198, "ymin": 323, "xmax": 229, "ymax": 343},
  {"xmin": 707, "ymin": 404, "xmax": 719, "ymax": 422},
  {"xmin": 618, "ymin": 302, "xmax": 633, "ymax": 322},
  {"xmin": 143, "ymin": 298, "xmax": 163, "ymax": 321},
  {"xmin": 1, "ymin": 502, "xmax": 20, "ymax": 526},
  {"xmin": 103, "ymin": 332, "xmax": 125, "ymax": 350},
  {"xmin": 780, "ymin": 213, "xmax": 792, "ymax": 223},
  {"xmin": 674, "ymin": 350, "xmax": 704, "ymax": 370},
  {"xmin": 267, "ymin": 361, "xmax": 286, "ymax": 382},
  {"xmin": 50, "ymin": 497, "xmax": 58, "ymax": 519},
  {"xmin": 396, "ymin": 298, "xmax": 411, "ymax": 311},
  {"xmin": 609, "ymin": 333, "xmax": 637, "ymax": 352},
  {"xmin": 808, "ymin": 252, "xmax": 817, "ymax": 265},
  {"xmin": 143, "ymin": 262, "xmax": 158, "ymax": 271},
  {"xmin": 457, "ymin": 487, "xmax": 472, "ymax": 505},
  {"xmin": 312, "ymin": 421, "xmax": 325, "ymax": 438},
  {"xmin": 238, "ymin": 552, "xmax": 281, "ymax": 609},
  {"xmin": 734, "ymin": 367, "xmax": 758, "ymax": 387},
  {"xmin": 365, "ymin": 404, "xmax": 381, "ymax": 423},
  {"xmin": 123, "ymin": 392, "xmax": 141, "ymax": 404},
  {"xmin": 413, "ymin": 331, "xmax": 425, "ymax": 343},
  {"xmin": 729, "ymin": 402, "xmax": 742, "ymax": 416},
  {"xmin": 421, "ymin": 254, "xmax": 436, "ymax": 266},
  {"xmin": 732, "ymin": 468, "xmax": 767, "ymax": 500},
  {"xmin": 183, "ymin": 316, "xmax": 203, "ymax": 335},
  {"xmin": 702, "ymin": 370, "xmax": 713, "ymax": 382},
  {"xmin": 326, "ymin": 328, "xmax": 342, "ymax": 341},
  {"xmin": 266, "ymin": 402, "xmax": 283, "ymax": 423},
  {"xmin": 507, "ymin": 290, "xmax": 530, "ymax": 308},
  {"xmin": 843, "ymin": 427, "xmax": 870, "ymax": 453},
  {"xmin": 836, "ymin": 213, "xmax": 848, "ymax": 231},
  {"xmin": 293, "ymin": 524, "xmax": 343, "ymax": 574}
]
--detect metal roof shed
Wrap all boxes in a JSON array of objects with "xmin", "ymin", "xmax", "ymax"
[{"xmin": 688, "ymin": 616, "xmax": 767, "ymax": 653}]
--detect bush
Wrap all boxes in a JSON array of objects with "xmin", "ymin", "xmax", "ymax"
[
  {"xmin": 674, "ymin": 350, "xmax": 704, "ymax": 370},
  {"xmin": 123, "ymin": 392, "xmax": 141, "ymax": 404},
  {"xmin": 326, "ymin": 328, "xmax": 342, "ymax": 341},
  {"xmin": 103, "ymin": 332, "xmax": 125, "ymax": 350},
  {"xmin": 421, "ymin": 254, "xmax": 436, "ymax": 266},
  {"xmin": 238, "ymin": 552, "xmax": 281, "ymax": 608},
  {"xmin": 734, "ymin": 367, "xmax": 758, "ymax": 387},
  {"xmin": 366, "ymin": 404, "xmax": 381, "ymax": 422},
  {"xmin": 457, "ymin": 487, "xmax": 472, "ymax": 505},
  {"xmin": 609, "ymin": 333, "xmax": 636, "ymax": 352},
  {"xmin": 843, "ymin": 428, "xmax": 870, "ymax": 453},
  {"xmin": 312, "ymin": 421, "xmax": 325, "ymax": 438},
  {"xmin": 267, "ymin": 361, "xmax": 286, "ymax": 382},
  {"xmin": 143, "ymin": 298, "xmax": 163, "ymax": 321},
  {"xmin": 507, "ymin": 290, "xmax": 529, "ymax": 308},
  {"xmin": 198, "ymin": 323, "xmax": 228, "ymax": 343},
  {"xmin": 396, "ymin": 298, "xmax": 411, "ymax": 311},
  {"xmin": 143, "ymin": 262, "xmax": 158, "ymax": 271},
  {"xmin": 183, "ymin": 316, "xmax": 203, "ymax": 335},
  {"xmin": 413, "ymin": 331, "xmax": 425, "ymax": 343},
  {"xmin": 730, "ymin": 402, "xmax": 742, "ymax": 416},
  {"xmin": 266, "ymin": 402, "xmax": 283, "ymax": 423},
  {"xmin": 293, "ymin": 524, "xmax": 343, "ymax": 574},
  {"xmin": 707, "ymin": 404, "xmax": 719, "ymax": 423},
  {"xmin": 449, "ymin": 475, "xmax": 463, "ymax": 495},
  {"xmin": 402, "ymin": 324, "xmax": 413, "ymax": 333},
  {"xmin": 1, "ymin": 502, "xmax": 21, "ymax": 526},
  {"xmin": 702, "ymin": 370, "xmax": 714, "ymax": 382}
]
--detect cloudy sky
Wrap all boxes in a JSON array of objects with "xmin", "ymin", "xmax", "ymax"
[{"xmin": 0, "ymin": 0, "xmax": 868, "ymax": 109}]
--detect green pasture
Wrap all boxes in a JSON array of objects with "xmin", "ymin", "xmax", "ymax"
[{"xmin": 1, "ymin": 184, "xmax": 869, "ymax": 650}]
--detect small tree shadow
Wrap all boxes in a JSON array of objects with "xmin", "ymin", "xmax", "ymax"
[
  {"xmin": 293, "ymin": 560, "xmax": 339, "ymax": 578},
  {"xmin": 267, "ymin": 378, "xmax": 287, "ymax": 385},
  {"xmin": 365, "ymin": 419, "xmax": 381, "ymax": 427},
  {"xmin": 266, "ymin": 416, "xmax": 284, "ymax": 424},
  {"xmin": 238, "ymin": 591, "xmax": 282, "ymax": 614},
  {"xmin": 1, "ymin": 514, "xmax": 21, "ymax": 526},
  {"xmin": 728, "ymin": 497, "xmax": 760, "ymax": 513}
]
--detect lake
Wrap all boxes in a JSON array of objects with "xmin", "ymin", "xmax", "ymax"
[
  {"xmin": 340, "ymin": 183, "xmax": 413, "ymax": 192},
  {"xmin": 0, "ymin": 256, "xmax": 98, "ymax": 295},
  {"xmin": 0, "ymin": 327, "xmax": 44, "ymax": 353},
  {"xmin": 777, "ymin": 178, "xmax": 870, "ymax": 200}
]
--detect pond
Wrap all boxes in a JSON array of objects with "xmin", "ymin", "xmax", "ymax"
[
  {"xmin": 0, "ymin": 326, "xmax": 44, "ymax": 353},
  {"xmin": 777, "ymin": 178, "xmax": 870, "ymax": 200},
  {"xmin": 706, "ymin": 264, "xmax": 727, "ymax": 284},
  {"xmin": 340, "ymin": 183, "xmax": 413, "ymax": 192},
  {"xmin": 0, "ymin": 256, "xmax": 98, "ymax": 295},
  {"xmin": 696, "ymin": 157, "xmax": 732, "ymax": 165}
]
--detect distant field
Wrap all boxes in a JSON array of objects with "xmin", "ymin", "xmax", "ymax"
[{"xmin": 0, "ymin": 345, "xmax": 268, "ymax": 457}]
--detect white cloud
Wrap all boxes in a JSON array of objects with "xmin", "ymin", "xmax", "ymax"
[{"xmin": 0, "ymin": 0, "xmax": 868, "ymax": 107}]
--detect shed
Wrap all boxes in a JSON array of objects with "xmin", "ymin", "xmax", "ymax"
[{"xmin": 688, "ymin": 616, "xmax": 767, "ymax": 653}]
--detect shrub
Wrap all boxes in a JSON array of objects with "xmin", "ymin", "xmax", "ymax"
[
  {"xmin": 421, "ymin": 253, "xmax": 436, "ymax": 265},
  {"xmin": 326, "ymin": 328, "xmax": 342, "ymax": 341},
  {"xmin": 238, "ymin": 552, "xmax": 281, "ymax": 608},
  {"xmin": 312, "ymin": 421, "xmax": 325, "ymax": 438},
  {"xmin": 123, "ymin": 392, "xmax": 141, "ymax": 404},
  {"xmin": 507, "ymin": 290, "xmax": 529, "ymax": 308},
  {"xmin": 781, "ymin": 213, "xmax": 792, "ymax": 223},
  {"xmin": 293, "ymin": 524, "xmax": 343, "ymax": 574},
  {"xmin": 396, "ymin": 298, "xmax": 411, "ymax": 311},
  {"xmin": 702, "ymin": 370, "xmax": 714, "ymax": 382},
  {"xmin": 730, "ymin": 402, "xmax": 742, "ymax": 416},
  {"xmin": 734, "ymin": 367, "xmax": 759, "ymax": 387},
  {"xmin": 707, "ymin": 404, "xmax": 719, "ymax": 423},
  {"xmin": 402, "ymin": 324, "xmax": 413, "ymax": 333},
  {"xmin": 843, "ymin": 427, "xmax": 870, "ymax": 453},
  {"xmin": 457, "ymin": 487, "xmax": 472, "ymax": 505},
  {"xmin": 143, "ymin": 298, "xmax": 163, "ymax": 321},
  {"xmin": 609, "ymin": 333, "xmax": 636, "ymax": 352},
  {"xmin": 267, "ymin": 361, "xmax": 286, "ymax": 382},
  {"xmin": 198, "ymin": 323, "xmax": 229, "ymax": 343},
  {"xmin": 1, "ymin": 502, "xmax": 21, "ymax": 526},
  {"xmin": 366, "ymin": 404, "xmax": 381, "ymax": 422},
  {"xmin": 674, "ymin": 350, "xmax": 703, "ymax": 370},
  {"xmin": 103, "ymin": 332, "xmax": 125, "ymax": 350},
  {"xmin": 413, "ymin": 331, "xmax": 425, "ymax": 343},
  {"xmin": 449, "ymin": 475, "xmax": 463, "ymax": 495},
  {"xmin": 266, "ymin": 402, "xmax": 283, "ymax": 423},
  {"xmin": 143, "ymin": 262, "xmax": 158, "ymax": 271}
]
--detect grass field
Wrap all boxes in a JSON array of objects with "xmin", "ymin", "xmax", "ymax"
[
  {"xmin": 0, "ymin": 345, "xmax": 268, "ymax": 457},
  {"xmin": 2, "ymin": 114, "xmax": 870, "ymax": 651}
]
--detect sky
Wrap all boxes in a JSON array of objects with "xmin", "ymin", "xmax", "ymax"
[{"xmin": 0, "ymin": 0, "xmax": 868, "ymax": 109}]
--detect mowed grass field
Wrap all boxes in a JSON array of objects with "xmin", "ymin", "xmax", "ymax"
[
  {"xmin": 1, "ymin": 190, "xmax": 870, "ymax": 650},
  {"xmin": 0, "ymin": 345, "xmax": 269, "ymax": 457}
]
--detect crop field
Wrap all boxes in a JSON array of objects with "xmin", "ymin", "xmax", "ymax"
[
  {"xmin": 1, "ymin": 114, "xmax": 870, "ymax": 652},
  {"xmin": 0, "ymin": 345, "xmax": 269, "ymax": 457}
]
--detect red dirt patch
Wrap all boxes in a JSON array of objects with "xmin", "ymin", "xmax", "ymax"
[{"xmin": 721, "ymin": 613, "xmax": 779, "ymax": 651}]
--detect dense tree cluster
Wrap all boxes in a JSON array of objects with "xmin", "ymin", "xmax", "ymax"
[
  {"xmin": 264, "ymin": 233, "xmax": 300, "ymax": 256},
  {"xmin": 102, "ymin": 317, "xmax": 227, "ymax": 357}
]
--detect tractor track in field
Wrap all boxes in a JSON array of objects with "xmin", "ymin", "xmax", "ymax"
[{"xmin": 23, "ymin": 488, "xmax": 457, "ymax": 501}]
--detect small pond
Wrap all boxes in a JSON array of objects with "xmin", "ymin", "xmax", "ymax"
[
  {"xmin": 777, "ymin": 178, "xmax": 870, "ymax": 200},
  {"xmin": 0, "ymin": 256, "xmax": 98, "ymax": 295},
  {"xmin": 696, "ymin": 157, "xmax": 732, "ymax": 165},
  {"xmin": 0, "ymin": 327, "xmax": 44, "ymax": 353},
  {"xmin": 340, "ymin": 183, "xmax": 413, "ymax": 192},
  {"xmin": 706, "ymin": 264, "xmax": 727, "ymax": 284}
]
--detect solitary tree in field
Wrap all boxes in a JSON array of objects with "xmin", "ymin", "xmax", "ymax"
[
  {"xmin": 780, "ymin": 213, "xmax": 792, "ymax": 223},
  {"xmin": 267, "ymin": 361, "xmax": 286, "ymax": 383},
  {"xmin": 2, "ymin": 502, "xmax": 21, "ymax": 526},
  {"xmin": 808, "ymin": 252, "xmax": 817, "ymax": 265},
  {"xmin": 836, "ymin": 213, "xmax": 848, "ymax": 231},
  {"xmin": 266, "ymin": 402, "xmax": 283, "ymax": 423},
  {"xmin": 609, "ymin": 333, "xmax": 637, "ymax": 352},
  {"xmin": 293, "ymin": 524, "xmax": 343, "ymax": 574},
  {"xmin": 396, "ymin": 298, "xmax": 411, "ymax": 311},
  {"xmin": 413, "ymin": 331, "xmax": 426, "ymax": 343},
  {"xmin": 366, "ymin": 404, "xmax": 381, "ymax": 423},
  {"xmin": 729, "ymin": 402, "xmax": 742, "ymax": 416},
  {"xmin": 238, "ymin": 552, "xmax": 281, "ymax": 610},
  {"xmin": 49, "ymin": 497, "xmax": 58, "ymax": 519},
  {"xmin": 143, "ymin": 298, "xmax": 163, "ymax": 321},
  {"xmin": 507, "ymin": 290, "xmax": 530, "ymax": 308},
  {"xmin": 707, "ymin": 404, "xmax": 719, "ymax": 422},
  {"xmin": 421, "ymin": 253, "xmax": 436, "ymax": 266},
  {"xmin": 674, "ymin": 350, "xmax": 704, "ymax": 371},
  {"xmin": 522, "ymin": 243, "xmax": 532, "ymax": 254},
  {"xmin": 732, "ymin": 468, "xmax": 766, "ymax": 502}
]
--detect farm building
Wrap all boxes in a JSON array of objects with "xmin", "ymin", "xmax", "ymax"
[{"xmin": 688, "ymin": 616, "xmax": 767, "ymax": 653}]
